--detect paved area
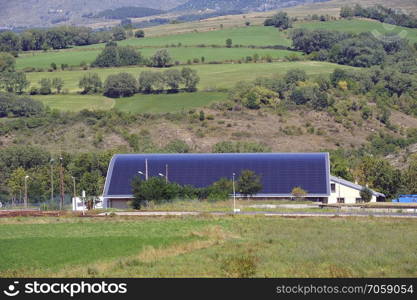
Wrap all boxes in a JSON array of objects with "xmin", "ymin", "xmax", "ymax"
[
  {"xmin": 101, "ymin": 210, "xmax": 417, "ymax": 218},
  {"xmin": 249, "ymin": 204, "xmax": 319, "ymax": 209},
  {"xmin": 100, "ymin": 211, "xmax": 200, "ymax": 217}
]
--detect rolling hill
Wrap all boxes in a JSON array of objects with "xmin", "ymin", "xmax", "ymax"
[{"xmin": 173, "ymin": 0, "xmax": 330, "ymax": 12}]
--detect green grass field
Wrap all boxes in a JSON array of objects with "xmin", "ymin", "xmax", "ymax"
[
  {"xmin": 32, "ymin": 94, "xmax": 115, "ymax": 112},
  {"xmin": 1, "ymin": 216, "xmax": 416, "ymax": 277},
  {"xmin": 27, "ymin": 61, "xmax": 357, "ymax": 93},
  {"xmin": 17, "ymin": 47, "xmax": 300, "ymax": 70},
  {"xmin": 80, "ymin": 26, "xmax": 292, "ymax": 49},
  {"xmin": 295, "ymin": 19, "xmax": 417, "ymax": 43}
]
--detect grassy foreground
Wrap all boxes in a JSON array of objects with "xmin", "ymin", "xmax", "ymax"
[{"xmin": 0, "ymin": 215, "xmax": 416, "ymax": 277}]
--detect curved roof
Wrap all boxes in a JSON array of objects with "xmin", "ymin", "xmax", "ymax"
[{"xmin": 103, "ymin": 153, "xmax": 330, "ymax": 198}]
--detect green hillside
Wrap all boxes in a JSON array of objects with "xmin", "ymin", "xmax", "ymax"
[{"xmin": 295, "ymin": 19, "xmax": 417, "ymax": 43}]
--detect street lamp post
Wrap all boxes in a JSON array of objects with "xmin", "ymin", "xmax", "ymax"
[
  {"xmin": 71, "ymin": 176, "xmax": 76, "ymax": 201},
  {"xmin": 158, "ymin": 173, "xmax": 167, "ymax": 183},
  {"xmin": 24, "ymin": 175, "xmax": 29, "ymax": 208}
]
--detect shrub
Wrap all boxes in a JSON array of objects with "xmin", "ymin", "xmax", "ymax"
[
  {"xmin": 221, "ymin": 254, "xmax": 258, "ymax": 278},
  {"xmin": 291, "ymin": 186, "xmax": 307, "ymax": 200}
]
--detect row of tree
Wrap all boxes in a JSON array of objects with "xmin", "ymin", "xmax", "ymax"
[
  {"xmin": 131, "ymin": 169, "xmax": 262, "ymax": 209},
  {"xmin": 0, "ymin": 26, "xmax": 128, "ymax": 54},
  {"xmin": 103, "ymin": 68, "xmax": 200, "ymax": 98},
  {"xmin": 340, "ymin": 4, "xmax": 417, "ymax": 28},
  {"xmin": 92, "ymin": 43, "xmax": 174, "ymax": 68}
]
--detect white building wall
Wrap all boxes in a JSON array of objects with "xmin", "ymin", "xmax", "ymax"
[{"xmin": 328, "ymin": 180, "xmax": 377, "ymax": 204}]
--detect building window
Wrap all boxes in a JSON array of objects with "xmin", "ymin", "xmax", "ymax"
[
  {"xmin": 356, "ymin": 198, "xmax": 362, "ymax": 203},
  {"xmin": 331, "ymin": 183, "xmax": 336, "ymax": 193},
  {"xmin": 337, "ymin": 198, "xmax": 345, "ymax": 204}
]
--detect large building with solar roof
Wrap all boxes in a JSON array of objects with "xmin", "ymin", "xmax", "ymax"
[{"xmin": 102, "ymin": 153, "xmax": 385, "ymax": 209}]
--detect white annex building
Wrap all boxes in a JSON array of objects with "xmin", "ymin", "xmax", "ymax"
[{"xmin": 328, "ymin": 176, "xmax": 385, "ymax": 204}]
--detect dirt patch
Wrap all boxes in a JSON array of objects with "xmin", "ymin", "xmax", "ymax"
[{"xmin": 0, "ymin": 210, "xmax": 64, "ymax": 218}]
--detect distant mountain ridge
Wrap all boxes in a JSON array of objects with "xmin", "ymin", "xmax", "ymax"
[
  {"xmin": 0, "ymin": 0, "xmax": 186, "ymax": 28},
  {"xmin": 172, "ymin": 0, "xmax": 331, "ymax": 12}
]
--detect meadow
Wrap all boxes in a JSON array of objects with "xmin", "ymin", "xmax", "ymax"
[
  {"xmin": 84, "ymin": 25, "xmax": 292, "ymax": 48},
  {"xmin": 27, "ymin": 61, "xmax": 356, "ymax": 92},
  {"xmin": 0, "ymin": 216, "xmax": 416, "ymax": 277},
  {"xmin": 295, "ymin": 19, "xmax": 417, "ymax": 43},
  {"xmin": 16, "ymin": 26, "xmax": 294, "ymax": 70},
  {"xmin": 17, "ymin": 47, "xmax": 299, "ymax": 70}
]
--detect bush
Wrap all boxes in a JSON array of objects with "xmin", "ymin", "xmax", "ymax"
[
  {"xmin": 221, "ymin": 254, "xmax": 258, "ymax": 278},
  {"xmin": 291, "ymin": 186, "xmax": 307, "ymax": 201},
  {"xmin": 104, "ymin": 73, "xmax": 137, "ymax": 98},
  {"xmin": 135, "ymin": 30, "xmax": 145, "ymax": 38}
]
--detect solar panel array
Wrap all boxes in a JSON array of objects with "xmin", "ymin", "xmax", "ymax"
[{"xmin": 104, "ymin": 153, "xmax": 330, "ymax": 197}]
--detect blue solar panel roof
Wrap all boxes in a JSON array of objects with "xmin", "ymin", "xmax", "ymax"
[{"xmin": 103, "ymin": 153, "xmax": 330, "ymax": 197}]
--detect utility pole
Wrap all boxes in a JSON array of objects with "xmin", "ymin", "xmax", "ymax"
[
  {"xmin": 50, "ymin": 158, "xmax": 54, "ymax": 202},
  {"xmin": 59, "ymin": 156, "xmax": 65, "ymax": 210},
  {"xmin": 232, "ymin": 173, "xmax": 236, "ymax": 213},
  {"xmin": 165, "ymin": 164, "xmax": 169, "ymax": 183}
]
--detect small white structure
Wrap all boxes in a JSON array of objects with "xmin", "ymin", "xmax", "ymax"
[
  {"xmin": 72, "ymin": 196, "xmax": 103, "ymax": 211},
  {"xmin": 72, "ymin": 197, "xmax": 86, "ymax": 211},
  {"xmin": 328, "ymin": 176, "xmax": 385, "ymax": 204}
]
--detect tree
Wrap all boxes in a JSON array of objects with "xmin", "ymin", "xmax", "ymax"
[
  {"xmin": 237, "ymin": 170, "xmax": 262, "ymax": 197},
  {"xmin": 404, "ymin": 154, "xmax": 417, "ymax": 194},
  {"xmin": 0, "ymin": 71, "xmax": 29, "ymax": 94},
  {"xmin": 52, "ymin": 78, "xmax": 64, "ymax": 94},
  {"xmin": 0, "ymin": 52, "xmax": 15, "ymax": 72},
  {"xmin": 138, "ymin": 71, "xmax": 164, "ymax": 93},
  {"xmin": 264, "ymin": 12, "xmax": 292, "ymax": 30},
  {"xmin": 0, "ymin": 31, "xmax": 20, "ymax": 53},
  {"xmin": 38, "ymin": 78, "xmax": 52, "ymax": 95},
  {"xmin": 226, "ymin": 38, "xmax": 233, "ymax": 48},
  {"xmin": 92, "ymin": 43, "xmax": 142, "ymax": 67},
  {"xmin": 360, "ymin": 187, "xmax": 373, "ymax": 203},
  {"xmin": 135, "ymin": 30, "xmax": 145, "ymax": 38},
  {"xmin": 131, "ymin": 176, "xmax": 179, "ymax": 209},
  {"xmin": 6, "ymin": 167, "xmax": 26, "ymax": 205},
  {"xmin": 104, "ymin": 73, "xmax": 137, "ymax": 98},
  {"xmin": 112, "ymin": 27, "xmax": 127, "ymax": 41},
  {"xmin": 291, "ymin": 186, "xmax": 307, "ymax": 201},
  {"xmin": 79, "ymin": 73, "xmax": 102, "ymax": 94},
  {"xmin": 340, "ymin": 6, "xmax": 354, "ymax": 18},
  {"xmin": 181, "ymin": 67, "xmax": 200, "ymax": 92},
  {"xmin": 151, "ymin": 49, "xmax": 172, "ymax": 68},
  {"xmin": 163, "ymin": 69, "xmax": 183, "ymax": 92}
]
